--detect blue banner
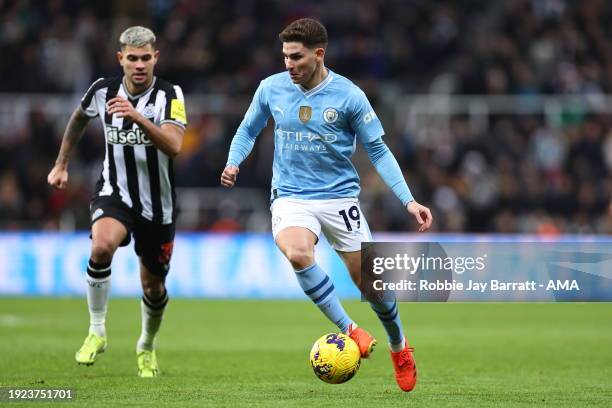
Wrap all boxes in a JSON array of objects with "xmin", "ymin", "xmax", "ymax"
[
  {"xmin": 2, "ymin": 233, "xmax": 612, "ymax": 299},
  {"xmin": 0, "ymin": 232, "xmax": 359, "ymax": 298}
]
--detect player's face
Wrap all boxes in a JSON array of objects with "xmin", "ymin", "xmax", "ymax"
[
  {"xmin": 283, "ymin": 42, "xmax": 324, "ymax": 87},
  {"xmin": 117, "ymin": 44, "xmax": 159, "ymax": 90}
]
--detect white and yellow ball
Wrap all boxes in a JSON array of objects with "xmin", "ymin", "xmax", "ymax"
[{"xmin": 309, "ymin": 333, "xmax": 361, "ymax": 384}]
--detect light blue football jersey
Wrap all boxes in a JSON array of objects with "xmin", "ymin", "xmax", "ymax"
[{"xmin": 233, "ymin": 69, "xmax": 385, "ymax": 201}]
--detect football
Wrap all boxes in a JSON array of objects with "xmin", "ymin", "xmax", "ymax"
[{"xmin": 309, "ymin": 333, "xmax": 361, "ymax": 384}]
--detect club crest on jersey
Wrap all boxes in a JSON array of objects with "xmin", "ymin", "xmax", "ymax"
[
  {"xmin": 299, "ymin": 106, "xmax": 312, "ymax": 124},
  {"xmin": 323, "ymin": 108, "xmax": 338, "ymax": 123},
  {"xmin": 142, "ymin": 103, "xmax": 156, "ymax": 119}
]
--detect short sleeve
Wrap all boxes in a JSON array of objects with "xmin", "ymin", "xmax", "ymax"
[
  {"xmin": 160, "ymin": 85, "xmax": 187, "ymax": 129},
  {"xmin": 80, "ymin": 78, "xmax": 105, "ymax": 118},
  {"xmin": 348, "ymin": 87, "xmax": 385, "ymax": 144}
]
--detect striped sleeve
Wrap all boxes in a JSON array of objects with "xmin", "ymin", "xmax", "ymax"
[
  {"xmin": 160, "ymin": 85, "xmax": 187, "ymax": 129},
  {"xmin": 80, "ymin": 78, "xmax": 105, "ymax": 118}
]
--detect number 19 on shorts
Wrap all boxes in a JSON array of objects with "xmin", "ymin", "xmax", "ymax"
[{"xmin": 339, "ymin": 205, "xmax": 361, "ymax": 231}]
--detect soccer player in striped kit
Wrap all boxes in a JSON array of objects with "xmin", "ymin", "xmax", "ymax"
[
  {"xmin": 221, "ymin": 18, "xmax": 432, "ymax": 392},
  {"xmin": 47, "ymin": 26, "xmax": 187, "ymax": 377}
]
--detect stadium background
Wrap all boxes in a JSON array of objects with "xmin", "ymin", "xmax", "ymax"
[
  {"xmin": 2, "ymin": 0, "xmax": 612, "ymax": 296},
  {"xmin": 0, "ymin": 1, "xmax": 611, "ymax": 407}
]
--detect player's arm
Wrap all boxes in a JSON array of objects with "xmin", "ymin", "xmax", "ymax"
[
  {"xmin": 348, "ymin": 87, "xmax": 432, "ymax": 231},
  {"xmin": 220, "ymin": 128, "xmax": 257, "ymax": 188},
  {"xmin": 363, "ymin": 138, "xmax": 433, "ymax": 232},
  {"xmin": 135, "ymin": 114, "xmax": 184, "ymax": 158},
  {"xmin": 221, "ymin": 82, "xmax": 271, "ymax": 188},
  {"xmin": 47, "ymin": 107, "xmax": 91, "ymax": 189},
  {"xmin": 106, "ymin": 97, "xmax": 184, "ymax": 158}
]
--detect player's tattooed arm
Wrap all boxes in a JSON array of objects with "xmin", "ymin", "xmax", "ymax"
[{"xmin": 47, "ymin": 107, "xmax": 90, "ymax": 189}]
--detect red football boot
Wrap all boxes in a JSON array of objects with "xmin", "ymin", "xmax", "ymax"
[
  {"xmin": 346, "ymin": 324, "xmax": 377, "ymax": 358},
  {"xmin": 390, "ymin": 339, "xmax": 417, "ymax": 392}
]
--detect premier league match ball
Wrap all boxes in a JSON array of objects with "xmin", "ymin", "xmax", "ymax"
[{"xmin": 309, "ymin": 333, "xmax": 361, "ymax": 384}]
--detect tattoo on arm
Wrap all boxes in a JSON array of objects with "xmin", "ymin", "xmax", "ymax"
[{"xmin": 55, "ymin": 108, "xmax": 90, "ymax": 166}]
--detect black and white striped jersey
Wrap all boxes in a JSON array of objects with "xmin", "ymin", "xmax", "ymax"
[{"xmin": 80, "ymin": 76, "xmax": 187, "ymax": 225}]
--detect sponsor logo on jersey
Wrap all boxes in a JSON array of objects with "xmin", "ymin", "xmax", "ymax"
[
  {"xmin": 323, "ymin": 108, "xmax": 338, "ymax": 123},
  {"xmin": 170, "ymin": 99, "xmax": 186, "ymax": 124},
  {"xmin": 299, "ymin": 106, "xmax": 312, "ymax": 123},
  {"xmin": 276, "ymin": 129, "xmax": 336, "ymax": 153},
  {"xmin": 276, "ymin": 129, "xmax": 337, "ymax": 143},
  {"xmin": 106, "ymin": 125, "xmax": 153, "ymax": 146}
]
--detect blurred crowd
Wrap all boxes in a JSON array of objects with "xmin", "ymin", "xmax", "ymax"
[{"xmin": 1, "ymin": 0, "xmax": 611, "ymax": 234}]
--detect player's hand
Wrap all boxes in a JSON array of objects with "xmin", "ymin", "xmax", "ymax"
[
  {"xmin": 406, "ymin": 201, "xmax": 433, "ymax": 232},
  {"xmin": 106, "ymin": 96, "xmax": 140, "ymax": 120},
  {"xmin": 47, "ymin": 164, "xmax": 68, "ymax": 189},
  {"xmin": 220, "ymin": 165, "xmax": 239, "ymax": 188}
]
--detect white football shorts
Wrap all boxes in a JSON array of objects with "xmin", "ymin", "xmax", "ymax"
[{"xmin": 270, "ymin": 197, "xmax": 372, "ymax": 252}]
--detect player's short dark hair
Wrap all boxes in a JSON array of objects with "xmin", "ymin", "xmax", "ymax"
[{"xmin": 278, "ymin": 18, "xmax": 328, "ymax": 49}]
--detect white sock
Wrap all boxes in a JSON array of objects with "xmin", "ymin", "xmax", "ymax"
[
  {"xmin": 390, "ymin": 338, "xmax": 406, "ymax": 353},
  {"xmin": 137, "ymin": 291, "xmax": 168, "ymax": 352},
  {"xmin": 86, "ymin": 260, "xmax": 111, "ymax": 338},
  {"xmin": 345, "ymin": 323, "xmax": 358, "ymax": 334}
]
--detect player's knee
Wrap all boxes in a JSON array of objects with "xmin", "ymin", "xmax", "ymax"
[
  {"xmin": 285, "ymin": 246, "xmax": 314, "ymax": 270},
  {"xmin": 350, "ymin": 270, "xmax": 362, "ymax": 289},
  {"xmin": 142, "ymin": 281, "xmax": 165, "ymax": 300},
  {"xmin": 90, "ymin": 240, "xmax": 117, "ymax": 263}
]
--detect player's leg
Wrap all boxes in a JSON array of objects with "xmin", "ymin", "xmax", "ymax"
[
  {"xmin": 133, "ymin": 220, "xmax": 174, "ymax": 378},
  {"xmin": 338, "ymin": 249, "xmax": 417, "ymax": 391},
  {"xmin": 321, "ymin": 198, "xmax": 415, "ymax": 389},
  {"xmin": 276, "ymin": 226, "xmax": 354, "ymax": 333},
  {"xmin": 333, "ymin": 205, "xmax": 417, "ymax": 393},
  {"xmin": 136, "ymin": 260, "xmax": 167, "ymax": 378},
  {"xmin": 337, "ymin": 250, "xmax": 406, "ymax": 350},
  {"xmin": 313, "ymin": 198, "xmax": 377, "ymax": 357},
  {"xmin": 272, "ymin": 199, "xmax": 355, "ymax": 334},
  {"xmin": 76, "ymin": 213, "xmax": 129, "ymax": 365}
]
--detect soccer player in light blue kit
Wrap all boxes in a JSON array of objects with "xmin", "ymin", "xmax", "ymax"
[{"xmin": 220, "ymin": 18, "xmax": 432, "ymax": 392}]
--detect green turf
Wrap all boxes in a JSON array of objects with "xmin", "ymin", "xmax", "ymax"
[{"xmin": 0, "ymin": 299, "xmax": 610, "ymax": 407}]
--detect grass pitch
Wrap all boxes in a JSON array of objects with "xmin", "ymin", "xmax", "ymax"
[{"xmin": 0, "ymin": 299, "xmax": 610, "ymax": 407}]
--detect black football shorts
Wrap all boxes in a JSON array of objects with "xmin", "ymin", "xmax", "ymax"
[{"xmin": 89, "ymin": 196, "xmax": 175, "ymax": 277}]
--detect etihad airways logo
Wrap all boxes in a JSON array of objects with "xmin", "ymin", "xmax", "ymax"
[
  {"xmin": 106, "ymin": 125, "xmax": 152, "ymax": 146},
  {"xmin": 276, "ymin": 128, "xmax": 337, "ymax": 153},
  {"xmin": 276, "ymin": 129, "xmax": 337, "ymax": 143}
]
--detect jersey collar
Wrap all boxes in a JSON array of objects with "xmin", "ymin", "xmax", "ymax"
[
  {"xmin": 122, "ymin": 76, "xmax": 157, "ymax": 100},
  {"xmin": 294, "ymin": 69, "xmax": 334, "ymax": 98}
]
